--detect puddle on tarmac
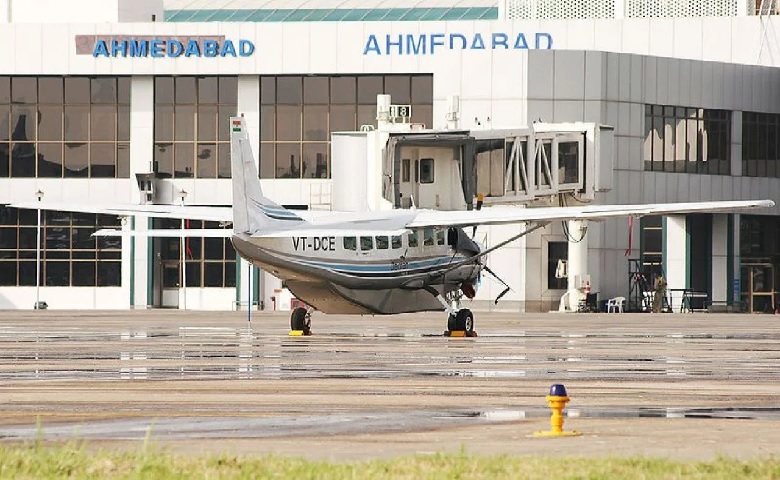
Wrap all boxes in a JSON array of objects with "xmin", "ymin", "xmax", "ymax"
[
  {"xmin": 1, "ymin": 407, "xmax": 778, "ymax": 442},
  {"xmin": 481, "ymin": 406, "xmax": 780, "ymax": 421},
  {"xmin": 1, "ymin": 326, "xmax": 779, "ymax": 382}
]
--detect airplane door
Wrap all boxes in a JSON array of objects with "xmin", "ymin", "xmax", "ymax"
[
  {"xmin": 157, "ymin": 235, "xmax": 181, "ymax": 308},
  {"xmin": 397, "ymin": 157, "xmax": 416, "ymax": 208},
  {"xmin": 417, "ymin": 157, "xmax": 437, "ymax": 208}
]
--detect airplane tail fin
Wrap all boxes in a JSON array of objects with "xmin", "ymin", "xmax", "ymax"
[{"xmin": 230, "ymin": 116, "xmax": 305, "ymax": 234}]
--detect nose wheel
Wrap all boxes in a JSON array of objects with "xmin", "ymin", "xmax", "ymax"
[
  {"xmin": 290, "ymin": 307, "xmax": 312, "ymax": 336},
  {"xmin": 446, "ymin": 308, "xmax": 476, "ymax": 337}
]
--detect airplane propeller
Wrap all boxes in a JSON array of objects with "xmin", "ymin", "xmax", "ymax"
[{"xmin": 480, "ymin": 263, "xmax": 512, "ymax": 305}]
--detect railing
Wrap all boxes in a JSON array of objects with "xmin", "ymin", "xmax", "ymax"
[{"xmin": 500, "ymin": 0, "xmax": 769, "ymax": 19}]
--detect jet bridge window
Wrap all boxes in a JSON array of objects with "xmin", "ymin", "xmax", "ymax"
[
  {"xmin": 436, "ymin": 229, "xmax": 446, "ymax": 246},
  {"xmin": 401, "ymin": 159, "xmax": 411, "ymax": 182},
  {"xmin": 391, "ymin": 235, "xmax": 402, "ymax": 249},
  {"xmin": 360, "ymin": 236, "xmax": 373, "ymax": 251},
  {"xmin": 408, "ymin": 230, "xmax": 419, "ymax": 248},
  {"xmin": 343, "ymin": 237, "xmax": 356, "ymax": 251},
  {"xmin": 419, "ymin": 158, "xmax": 434, "ymax": 184},
  {"xmin": 423, "ymin": 228, "xmax": 435, "ymax": 246},
  {"xmin": 375, "ymin": 236, "xmax": 389, "ymax": 249}
]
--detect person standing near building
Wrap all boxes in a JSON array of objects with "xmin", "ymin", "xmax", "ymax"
[{"xmin": 653, "ymin": 275, "xmax": 667, "ymax": 313}]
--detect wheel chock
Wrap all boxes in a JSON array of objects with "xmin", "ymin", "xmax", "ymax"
[
  {"xmin": 533, "ymin": 383, "xmax": 581, "ymax": 438},
  {"xmin": 289, "ymin": 330, "xmax": 313, "ymax": 336},
  {"xmin": 444, "ymin": 330, "xmax": 478, "ymax": 337}
]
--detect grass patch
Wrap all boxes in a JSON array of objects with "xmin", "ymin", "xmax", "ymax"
[{"xmin": 0, "ymin": 443, "xmax": 779, "ymax": 479}]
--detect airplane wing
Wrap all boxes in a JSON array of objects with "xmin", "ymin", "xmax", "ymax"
[
  {"xmin": 406, "ymin": 200, "xmax": 776, "ymax": 229},
  {"xmin": 7, "ymin": 201, "xmax": 233, "ymax": 223}
]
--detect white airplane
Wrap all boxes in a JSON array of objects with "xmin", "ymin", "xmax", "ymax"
[{"xmin": 9, "ymin": 117, "xmax": 775, "ymax": 335}]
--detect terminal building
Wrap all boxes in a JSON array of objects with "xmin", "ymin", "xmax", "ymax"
[{"xmin": 0, "ymin": 0, "xmax": 778, "ymax": 313}]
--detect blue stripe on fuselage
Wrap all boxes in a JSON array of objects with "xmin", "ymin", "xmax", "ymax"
[{"xmin": 292, "ymin": 254, "xmax": 467, "ymax": 274}]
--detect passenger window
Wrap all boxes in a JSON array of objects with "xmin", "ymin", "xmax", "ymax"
[
  {"xmin": 436, "ymin": 229, "xmax": 445, "ymax": 245},
  {"xmin": 391, "ymin": 235, "xmax": 402, "ymax": 249},
  {"xmin": 375, "ymin": 236, "xmax": 389, "ymax": 249},
  {"xmin": 343, "ymin": 237, "xmax": 356, "ymax": 251},
  {"xmin": 420, "ymin": 158, "xmax": 434, "ymax": 184},
  {"xmin": 423, "ymin": 228, "xmax": 434, "ymax": 246},
  {"xmin": 408, "ymin": 230, "xmax": 419, "ymax": 248},
  {"xmin": 360, "ymin": 236, "xmax": 373, "ymax": 251}
]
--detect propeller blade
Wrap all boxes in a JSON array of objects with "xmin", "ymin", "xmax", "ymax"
[
  {"xmin": 495, "ymin": 286, "xmax": 511, "ymax": 305},
  {"xmin": 482, "ymin": 264, "xmax": 513, "ymax": 305}
]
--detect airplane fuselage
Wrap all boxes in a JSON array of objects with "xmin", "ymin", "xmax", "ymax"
[{"xmin": 231, "ymin": 227, "xmax": 482, "ymax": 314}]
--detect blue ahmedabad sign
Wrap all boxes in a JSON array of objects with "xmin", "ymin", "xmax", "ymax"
[
  {"xmin": 92, "ymin": 38, "xmax": 255, "ymax": 58},
  {"xmin": 363, "ymin": 32, "xmax": 553, "ymax": 55},
  {"xmin": 75, "ymin": 35, "xmax": 255, "ymax": 58}
]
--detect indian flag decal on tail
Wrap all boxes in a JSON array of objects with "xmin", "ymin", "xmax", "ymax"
[{"xmin": 232, "ymin": 119, "xmax": 242, "ymax": 132}]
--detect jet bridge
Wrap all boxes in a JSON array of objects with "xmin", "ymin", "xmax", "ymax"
[
  {"xmin": 381, "ymin": 123, "xmax": 614, "ymax": 210},
  {"xmin": 329, "ymin": 95, "xmax": 616, "ymax": 313}
]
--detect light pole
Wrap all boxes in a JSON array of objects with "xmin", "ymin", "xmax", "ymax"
[
  {"xmin": 34, "ymin": 189, "xmax": 43, "ymax": 310},
  {"xmin": 179, "ymin": 189, "xmax": 187, "ymax": 310}
]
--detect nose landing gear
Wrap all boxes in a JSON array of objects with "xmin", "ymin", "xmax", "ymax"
[
  {"xmin": 290, "ymin": 307, "xmax": 312, "ymax": 336},
  {"xmin": 446, "ymin": 308, "xmax": 476, "ymax": 337}
]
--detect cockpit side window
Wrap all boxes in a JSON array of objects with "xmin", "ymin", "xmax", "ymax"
[
  {"xmin": 343, "ymin": 237, "xmax": 357, "ymax": 251},
  {"xmin": 423, "ymin": 228, "xmax": 435, "ymax": 246},
  {"xmin": 408, "ymin": 230, "xmax": 419, "ymax": 248},
  {"xmin": 375, "ymin": 236, "xmax": 389, "ymax": 249},
  {"xmin": 360, "ymin": 236, "xmax": 373, "ymax": 251}
]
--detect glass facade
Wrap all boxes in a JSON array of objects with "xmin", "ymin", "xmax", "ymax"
[
  {"xmin": 0, "ymin": 207, "xmax": 121, "ymax": 287},
  {"xmin": 259, "ymin": 74, "xmax": 433, "ymax": 179},
  {"xmin": 547, "ymin": 241, "xmax": 567, "ymax": 290},
  {"xmin": 740, "ymin": 215, "xmax": 779, "ymax": 313},
  {"xmin": 742, "ymin": 112, "xmax": 780, "ymax": 178},
  {"xmin": 639, "ymin": 216, "xmax": 663, "ymax": 278},
  {"xmin": 643, "ymin": 105, "xmax": 730, "ymax": 175},
  {"xmin": 0, "ymin": 76, "xmax": 130, "ymax": 178},
  {"xmin": 154, "ymin": 218, "xmax": 236, "ymax": 289},
  {"xmin": 154, "ymin": 76, "xmax": 237, "ymax": 179}
]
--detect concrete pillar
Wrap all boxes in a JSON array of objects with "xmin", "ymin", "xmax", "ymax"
[
  {"xmin": 711, "ymin": 214, "xmax": 728, "ymax": 303},
  {"xmin": 565, "ymin": 219, "xmax": 589, "ymax": 311},
  {"xmin": 129, "ymin": 76, "xmax": 154, "ymax": 308},
  {"xmin": 614, "ymin": 0, "xmax": 625, "ymax": 18},
  {"xmin": 236, "ymin": 75, "xmax": 262, "ymax": 311},
  {"xmin": 737, "ymin": 0, "xmax": 749, "ymax": 15},
  {"xmin": 665, "ymin": 215, "xmax": 687, "ymax": 311}
]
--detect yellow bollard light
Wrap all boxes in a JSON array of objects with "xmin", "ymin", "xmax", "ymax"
[{"xmin": 533, "ymin": 383, "xmax": 582, "ymax": 437}]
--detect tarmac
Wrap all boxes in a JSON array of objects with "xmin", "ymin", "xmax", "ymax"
[{"xmin": 1, "ymin": 309, "xmax": 780, "ymax": 461}]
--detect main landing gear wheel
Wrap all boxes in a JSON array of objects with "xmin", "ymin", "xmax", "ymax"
[
  {"xmin": 446, "ymin": 309, "xmax": 476, "ymax": 337},
  {"xmin": 290, "ymin": 307, "xmax": 312, "ymax": 335}
]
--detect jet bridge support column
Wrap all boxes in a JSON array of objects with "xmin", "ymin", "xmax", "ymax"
[{"xmin": 566, "ymin": 220, "xmax": 589, "ymax": 312}]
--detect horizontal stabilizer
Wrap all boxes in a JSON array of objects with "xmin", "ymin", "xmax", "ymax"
[
  {"xmin": 93, "ymin": 228, "xmax": 232, "ymax": 238},
  {"xmin": 9, "ymin": 202, "xmax": 232, "ymax": 222}
]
